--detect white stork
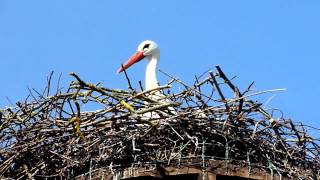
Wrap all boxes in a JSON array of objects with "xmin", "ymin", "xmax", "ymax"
[
  {"xmin": 117, "ymin": 40, "xmax": 160, "ymax": 91},
  {"xmin": 117, "ymin": 40, "xmax": 176, "ymax": 116}
]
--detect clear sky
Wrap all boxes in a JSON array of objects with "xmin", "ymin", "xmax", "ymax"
[{"xmin": 0, "ymin": 1, "xmax": 319, "ymax": 131}]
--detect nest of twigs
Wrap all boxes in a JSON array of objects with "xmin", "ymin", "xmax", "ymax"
[{"xmin": 0, "ymin": 66, "xmax": 319, "ymax": 179}]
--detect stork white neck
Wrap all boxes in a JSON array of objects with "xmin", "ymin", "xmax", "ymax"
[{"xmin": 145, "ymin": 53, "xmax": 159, "ymax": 90}]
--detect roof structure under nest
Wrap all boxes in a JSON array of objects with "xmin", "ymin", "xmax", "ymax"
[{"xmin": 0, "ymin": 66, "xmax": 319, "ymax": 179}]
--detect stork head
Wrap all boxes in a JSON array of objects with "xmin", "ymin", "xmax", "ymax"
[{"xmin": 117, "ymin": 40, "xmax": 159, "ymax": 74}]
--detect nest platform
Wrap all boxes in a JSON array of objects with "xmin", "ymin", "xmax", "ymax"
[{"xmin": 0, "ymin": 66, "xmax": 319, "ymax": 179}]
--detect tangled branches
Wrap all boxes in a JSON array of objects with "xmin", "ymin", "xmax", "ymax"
[{"xmin": 0, "ymin": 66, "xmax": 319, "ymax": 179}]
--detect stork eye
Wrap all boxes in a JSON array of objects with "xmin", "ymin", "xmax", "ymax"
[{"xmin": 143, "ymin": 43, "xmax": 150, "ymax": 50}]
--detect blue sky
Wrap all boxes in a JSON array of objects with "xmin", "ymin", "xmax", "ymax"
[{"xmin": 0, "ymin": 1, "xmax": 319, "ymax": 131}]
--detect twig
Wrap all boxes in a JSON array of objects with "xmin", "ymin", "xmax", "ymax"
[{"xmin": 121, "ymin": 64, "xmax": 133, "ymax": 90}]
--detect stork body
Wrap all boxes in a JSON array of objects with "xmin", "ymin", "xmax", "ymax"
[
  {"xmin": 117, "ymin": 40, "xmax": 176, "ymax": 117},
  {"xmin": 117, "ymin": 40, "xmax": 208, "ymax": 119}
]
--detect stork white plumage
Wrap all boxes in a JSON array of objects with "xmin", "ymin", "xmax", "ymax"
[
  {"xmin": 117, "ymin": 40, "xmax": 176, "ymax": 117},
  {"xmin": 117, "ymin": 40, "xmax": 160, "ymax": 92}
]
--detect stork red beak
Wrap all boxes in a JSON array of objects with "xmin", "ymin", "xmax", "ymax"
[{"xmin": 117, "ymin": 51, "xmax": 145, "ymax": 74}]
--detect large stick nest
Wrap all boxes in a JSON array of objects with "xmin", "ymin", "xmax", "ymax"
[{"xmin": 0, "ymin": 66, "xmax": 319, "ymax": 179}]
